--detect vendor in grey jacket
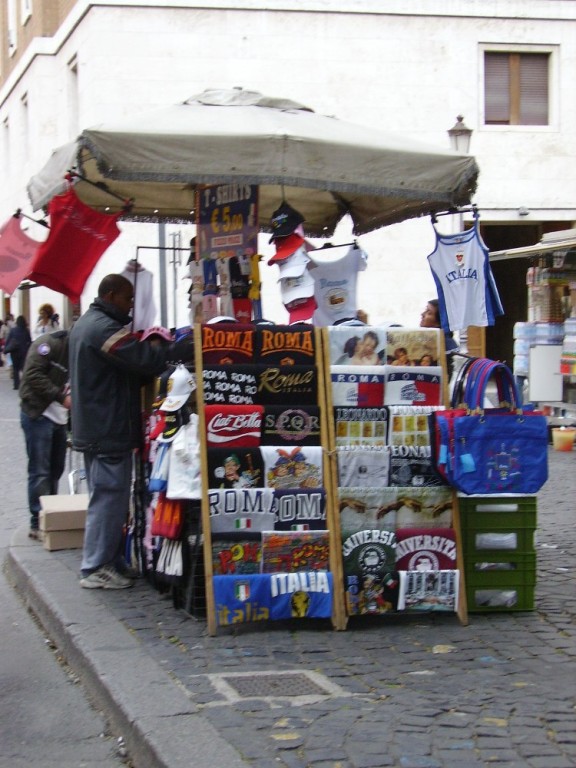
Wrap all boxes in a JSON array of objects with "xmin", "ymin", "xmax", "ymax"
[
  {"xmin": 20, "ymin": 329, "xmax": 71, "ymax": 538},
  {"xmin": 70, "ymin": 274, "xmax": 193, "ymax": 590}
]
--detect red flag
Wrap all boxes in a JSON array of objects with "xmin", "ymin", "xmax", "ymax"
[
  {"xmin": 28, "ymin": 186, "xmax": 121, "ymax": 302},
  {"xmin": 0, "ymin": 215, "xmax": 41, "ymax": 295}
]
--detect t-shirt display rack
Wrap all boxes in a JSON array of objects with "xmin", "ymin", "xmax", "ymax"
[
  {"xmin": 194, "ymin": 323, "xmax": 347, "ymax": 635},
  {"xmin": 189, "ymin": 322, "xmax": 467, "ymax": 635},
  {"xmin": 321, "ymin": 325, "xmax": 467, "ymax": 627}
]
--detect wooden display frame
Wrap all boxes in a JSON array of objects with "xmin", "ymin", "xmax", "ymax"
[{"xmin": 195, "ymin": 323, "xmax": 467, "ymax": 634}]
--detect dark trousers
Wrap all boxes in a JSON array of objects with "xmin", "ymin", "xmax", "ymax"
[{"xmin": 20, "ymin": 412, "xmax": 68, "ymax": 530}]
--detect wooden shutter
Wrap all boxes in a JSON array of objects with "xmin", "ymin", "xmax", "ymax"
[
  {"xmin": 485, "ymin": 53, "xmax": 511, "ymax": 124},
  {"xmin": 519, "ymin": 54, "xmax": 549, "ymax": 125}
]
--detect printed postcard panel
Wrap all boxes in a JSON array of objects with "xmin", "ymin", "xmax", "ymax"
[
  {"xmin": 338, "ymin": 487, "xmax": 400, "ymax": 533},
  {"xmin": 253, "ymin": 325, "xmax": 316, "ymax": 366},
  {"xmin": 257, "ymin": 365, "xmax": 318, "ymax": 405},
  {"xmin": 214, "ymin": 574, "xmax": 271, "ymax": 626},
  {"xmin": 203, "ymin": 366, "xmax": 259, "ymax": 405},
  {"xmin": 388, "ymin": 452, "xmax": 447, "ymax": 488},
  {"xmin": 397, "ymin": 569, "xmax": 459, "ymax": 612},
  {"xmin": 269, "ymin": 571, "xmax": 333, "ymax": 620},
  {"xmin": 385, "ymin": 328, "xmax": 442, "ymax": 367},
  {"xmin": 384, "ymin": 367, "xmax": 443, "ymax": 406},
  {"xmin": 261, "ymin": 530, "xmax": 330, "ymax": 573},
  {"xmin": 388, "ymin": 405, "xmax": 444, "ymax": 448},
  {"xmin": 204, "ymin": 405, "xmax": 263, "ymax": 447},
  {"xmin": 345, "ymin": 571, "xmax": 399, "ymax": 616},
  {"xmin": 207, "ymin": 447, "xmax": 264, "ymax": 489},
  {"xmin": 395, "ymin": 528, "xmax": 457, "ymax": 571},
  {"xmin": 342, "ymin": 528, "xmax": 398, "ymax": 615},
  {"xmin": 334, "ymin": 406, "xmax": 389, "ymax": 447},
  {"xmin": 203, "ymin": 365, "xmax": 318, "ymax": 406},
  {"xmin": 201, "ymin": 324, "xmax": 255, "ymax": 364},
  {"xmin": 328, "ymin": 326, "xmax": 387, "ymax": 366},
  {"xmin": 208, "ymin": 488, "xmax": 276, "ymax": 533},
  {"xmin": 261, "ymin": 406, "xmax": 321, "ymax": 446},
  {"xmin": 261, "ymin": 446, "xmax": 323, "ymax": 490},
  {"xmin": 331, "ymin": 366, "xmax": 385, "ymax": 407},
  {"xmin": 273, "ymin": 489, "xmax": 327, "ymax": 531},
  {"xmin": 392, "ymin": 487, "xmax": 453, "ymax": 529},
  {"xmin": 337, "ymin": 447, "xmax": 390, "ymax": 488},
  {"xmin": 212, "ymin": 534, "xmax": 262, "ymax": 575}
]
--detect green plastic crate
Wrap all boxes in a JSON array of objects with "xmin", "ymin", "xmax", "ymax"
[
  {"xmin": 465, "ymin": 552, "xmax": 537, "ymax": 588},
  {"xmin": 467, "ymin": 584, "xmax": 535, "ymax": 612},
  {"xmin": 459, "ymin": 495, "xmax": 537, "ymax": 531},
  {"xmin": 462, "ymin": 527, "xmax": 536, "ymax": 557}
]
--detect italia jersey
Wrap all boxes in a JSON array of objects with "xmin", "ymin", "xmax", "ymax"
[{"xmin": 427, "ymin": 222, "xmax": 503, "ymax": 332}]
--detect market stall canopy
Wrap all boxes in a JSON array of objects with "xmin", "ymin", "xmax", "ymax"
[
  {"xmin": 490, "ymin": 228, "xmax": 576, "ymax": 264},
  {"xmin": 27, "ymin": 88, "xmax": 479, "ymax": 237}
]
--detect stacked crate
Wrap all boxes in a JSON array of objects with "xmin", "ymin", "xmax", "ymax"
[{"xmin": 459, "ymin": 495, "xmax": 537, "ymax": 612}]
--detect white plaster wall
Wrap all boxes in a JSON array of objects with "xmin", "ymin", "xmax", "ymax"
[{"xmin": 1, "ymin": 1, "xmax": 576, "ymax": 326}]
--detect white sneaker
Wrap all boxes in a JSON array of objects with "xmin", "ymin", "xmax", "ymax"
[{"xmin": 80, "ymin": 565, "xmax": 134, "ymax": 590}]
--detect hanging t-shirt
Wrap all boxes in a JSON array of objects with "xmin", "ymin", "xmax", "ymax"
[
  {"xmin": 310, "ymin": 244, "xmax": 368, "ymax": 326},
  {"xmin": 0, "ymin": 215, "xmax": 41, "ymax": 295},
  {"xmin": 28, "ymin": 187, "xmax": 121, "ymax": 302},
  {"xmin": 121, "ymin": 261, "xmax": 156, "ymax": 330},
  {"xmin": 427, "ymin": 220, "xmax": 504, "ymax": 332}
]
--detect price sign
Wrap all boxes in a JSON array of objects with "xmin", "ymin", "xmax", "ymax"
[{"xmin": 195, "ymin": 184, "xmax": 259, "ymax": 268}]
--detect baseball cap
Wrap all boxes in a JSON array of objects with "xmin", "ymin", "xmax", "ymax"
[
  {"xmin": 140, "ymin": 325, "xmax": 173, "ymax": 342},
  {"xmin": 285, "ymin": 296, "xmax": 317, "ymax": 324},
  {"xmin": 157, "ymin": 407, "xmax": 189, "ymax": 443},
  {"xmin": 160, "ymin": 364, "xmax": 195, "ymax": 412},
  {"xmin": 268, "ymin": 233, "xmax": 305, "ymax": 265},
  {"xmin": 268, "ymin": 202, "xmax": 305, "ymax": 242},
  {"xmin": 277, "ymin": 246, "xmax": 311, "ymax": 280},
  {"xmin": 280, "ymin": 270, "xmax": 315, "ymax": 305}
]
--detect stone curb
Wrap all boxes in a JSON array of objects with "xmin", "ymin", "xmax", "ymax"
[{"xmin": 5, "ymin": 525, "xmax": 247, "ymax": 768}]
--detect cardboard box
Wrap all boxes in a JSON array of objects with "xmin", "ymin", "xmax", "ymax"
[
  {"xmin": 43, "ymin": 529, "xmax": 85, "ymax": 551},
  {"xmin": 39, "ymin": 494, "xmax": 88, "ymax": 532}
]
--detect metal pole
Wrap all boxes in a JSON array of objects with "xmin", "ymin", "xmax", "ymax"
[{"xmin": 158, "ymin": 223, "xmax": 168, "ymax": 327}]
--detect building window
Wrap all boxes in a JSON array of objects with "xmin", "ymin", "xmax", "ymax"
[
  {"xmin": 21, "ymin": 0, "xmax": 32, "ymax": 24},
  {"xmin": 484, "ymin": 52, "xmax": 549, "ymax": 125},
  {"xmin": 7, "ymin": 0, "xmax": 17, "ymax": 54}
]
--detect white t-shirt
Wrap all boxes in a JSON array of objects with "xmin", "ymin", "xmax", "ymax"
[{"xmin": 310, "ymin": 245, "xmax": 368, "ymax": 326}]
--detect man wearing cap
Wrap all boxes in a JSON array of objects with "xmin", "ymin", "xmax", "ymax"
[{"xmin": 70, "ymin": 273, "xmax": 193, "ymax": 589}]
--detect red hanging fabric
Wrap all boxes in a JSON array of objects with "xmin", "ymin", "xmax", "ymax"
[
  {"xmin": 0, "ymin": 215, "xmax": 41, "ymax": 295},
  {"xmin": 28, "ymin": 186, "xmax": 121, "ymax": 302}
]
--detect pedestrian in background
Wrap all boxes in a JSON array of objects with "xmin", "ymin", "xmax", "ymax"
[
  {"xmin": 419, "ymin": 298, "xmax": 459, "ymax": 377},
  {"xmin": 34, "ymin": 303, "xmax": 61, "ymax": 338},
  {"xmin": 19, "ymin": 331, "xmax": 70, "ymax": 538},
  {"xmin": 70, "ymin": 274, "xmax": 193, "ymax": 590},
  {"xmin": 4, "ymin": 315, "xmax": 32, "ymax": 389}
]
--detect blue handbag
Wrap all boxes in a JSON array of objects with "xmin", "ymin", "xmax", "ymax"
[{"xmin": 451, "ymin": 361, "xmax": 548, "ymax": 495}]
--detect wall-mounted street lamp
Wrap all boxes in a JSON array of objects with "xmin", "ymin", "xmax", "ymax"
[{"xmin": 447, "ymin": 115, "xmax": 473, "ymax": 154}]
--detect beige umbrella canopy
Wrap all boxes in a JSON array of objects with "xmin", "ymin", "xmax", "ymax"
[{"xmin": 27, "ymin": 88, "xmax": 479, "ymax": 237}]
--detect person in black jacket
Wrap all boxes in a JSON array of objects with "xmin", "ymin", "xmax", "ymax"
[
  {"xmin": 70, "ymin": 274, "xmax": 193, "ymax": 590},
  {"xmin": 19, "ymin": 331, "xmax": 70, "ymax": 538},
  {"xmin": 5, "ymin": 315, "xmax": 32, "ymax": 389}
]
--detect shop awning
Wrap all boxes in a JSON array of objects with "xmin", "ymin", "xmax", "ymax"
[
  {"xmin": 27, "ymin": 88, "xmax": 479, "ymax": 238},
  {"xmin": 490, "ymin": 228, "xmax": 576, "ymax": 264}
]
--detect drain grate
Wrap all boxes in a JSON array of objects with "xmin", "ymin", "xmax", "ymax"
[{"xmin": 222, "ymin": 672, "xmax": 329, "ymax": 698}]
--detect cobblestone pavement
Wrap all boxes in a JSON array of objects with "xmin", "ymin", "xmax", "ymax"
[{"xmin": 3, "ymin": 366, "xmax": 576, "ymax": 768}]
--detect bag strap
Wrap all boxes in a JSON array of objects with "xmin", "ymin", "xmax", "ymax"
[
  {"xmin": 450, "ymin": 356, "xmax": 478, "ymax": 408},
  {"xmin": 466, "ymin": 360, "xmax": 521, "ymax": 412}
]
